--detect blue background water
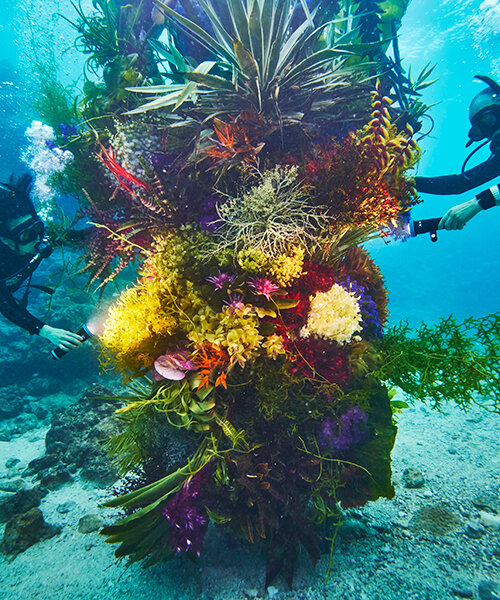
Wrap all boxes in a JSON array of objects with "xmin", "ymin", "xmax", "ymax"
[{"xmin": 0, "ymin": 0, "xmax": 498, "ymax": 327}]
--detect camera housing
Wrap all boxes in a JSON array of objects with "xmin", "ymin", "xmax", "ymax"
[{"xmin": 409, "ymin": 217, "xmax": 442, "ymax": 242}]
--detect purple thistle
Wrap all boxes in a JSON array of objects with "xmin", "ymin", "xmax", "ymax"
[
  {"xmin": 162, "ymin": 462, "xmax": 213, "ymax": 557},
  {"xmin": 318, "ymin": 407, "xmax": 370, "ymax": 456},
  {"xmin": 207, "ymin": 270, "xmax": 236, "ymax": 289},
  {"xmin": 224, "ymin": 293, "xmax": 245, "ymax": 311},
  {"xmin": 248, "ymin": 276, "xmax": 280, "ymax": 300}
]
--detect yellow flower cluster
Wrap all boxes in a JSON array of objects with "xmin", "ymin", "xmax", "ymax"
[
  {"xmin": 360, "ymin": 83, "xmax": 421, "ymax": 189},
  {"xmin": 267, "ymin": 245, "xmax": 305, "ymax": 286},
  {"xmin": 100, "ymin": 232, "xmax": 206, "ymax": 373},
  {"xmin": 188, "ymin": 304, "xmax": 264, "ymax": 368},
  {"xmin": 100, "ymin": 282, "xmax": 178, "ymax": 372},
  {"xmin": 301, "ymin": 283, "xmax": 362, "ymax": 344},
  {"xmin": 237, "ymin": 247, "xmax": 269, "ymax": 272}
]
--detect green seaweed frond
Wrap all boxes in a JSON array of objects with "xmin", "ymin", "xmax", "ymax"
[{"xmin": 373, "ymin": 314, "xmax": 500, "ymax": 411}]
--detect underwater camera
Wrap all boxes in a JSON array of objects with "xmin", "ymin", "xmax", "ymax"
[
  {"xmin": 51, "ymin": 324, "xmax": 94, "ymax": 360},
  {"xmin": 409, "ymin": 217, "xmax": 442, "ymax": 242}
]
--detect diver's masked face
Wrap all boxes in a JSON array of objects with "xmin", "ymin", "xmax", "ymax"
[
  {"xmin": 466, "ymin": 75, "xmax": 500, "ymax": 153},
  {"xmin": 2, "ymin": 215, "xmax": 46, "ymax": 256}
]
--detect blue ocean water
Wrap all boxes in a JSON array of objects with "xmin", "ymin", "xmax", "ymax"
[
  {"xmin": 369, "ymin": 0, "xmax": 500, "ymax": 324},
  {"xmin": 0, "ymin": 1, "xmax": 498, "ymax": 598}
]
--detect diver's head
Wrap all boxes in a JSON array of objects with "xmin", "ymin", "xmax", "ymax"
[
  {"xmin": 467, "ymin": 75, "xmax": 500, "ymax": 153},
  {"xmin": 2, "ymin": 214, "xmax": 46, "ymax": 255},
  {"xmin": 0, "ymin": 174, "xmax": 46, "ymax": 255}
]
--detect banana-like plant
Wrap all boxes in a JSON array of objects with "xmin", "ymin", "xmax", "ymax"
[{"xmin": 126, "ymin": 0, "xmax": 378, "ymax": 123}]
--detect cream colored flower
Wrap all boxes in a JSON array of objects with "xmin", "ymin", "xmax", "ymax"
[{"xmin": 301, "ymin": 284, "xmax": 362, "ymax": 344}]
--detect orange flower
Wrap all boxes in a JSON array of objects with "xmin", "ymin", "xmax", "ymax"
[{"xmin": 194, "ymin": 344, "xmax": 230, "ymax": 390}]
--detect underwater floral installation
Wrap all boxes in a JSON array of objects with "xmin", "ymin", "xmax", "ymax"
[{"xmin": 30, "ymin": 0, "xmax": 500, "ymax": 588}]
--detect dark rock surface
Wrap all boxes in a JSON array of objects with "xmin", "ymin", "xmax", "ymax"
[
  {"xmin": 0, "ymin": 413, "xmax": 40, "ymax": 441},
  {"xmin": 26, "ymin": 384, "xmax": 122, "ymax": 487},
  {"xmin": 0, "ymin": 507, "xmax": 61, "ymax": 556},
  {"xmin": 0, "ymin": 488, "xmax": 43, "ymax": 523},
  {"xmin": 0, "ymin": 389, "xmax": 25, "ymax": 420}
]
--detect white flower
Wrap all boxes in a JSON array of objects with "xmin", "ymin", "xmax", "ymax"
[{"xmin": 300, "ymin": 283, "xmax": 362, "ymax": 344}]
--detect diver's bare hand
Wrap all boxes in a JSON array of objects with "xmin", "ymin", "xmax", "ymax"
[
  {"xmin": 438, "ymin": 198, "xmax": 482, "ymax": 230},
  {"xmin": 39, "ymin": 325, "xmax": 83, "ymax": 350}
]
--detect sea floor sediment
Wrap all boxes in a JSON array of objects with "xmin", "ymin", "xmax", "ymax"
[{"xmin": 0, "ymin": 398, "xmax": 498, "ymax": 600}]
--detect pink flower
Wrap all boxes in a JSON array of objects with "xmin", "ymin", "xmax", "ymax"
[
  {"xmin": 207, "ymin": 271, "xmax": 235, "ymax": 290},
  {"xmin": 248, "ymin": 277, "xmax": 280, "ymax": 300},
  {"xmin": 153, "ymin": 350, "xmax": 196, "ymax": 381}
]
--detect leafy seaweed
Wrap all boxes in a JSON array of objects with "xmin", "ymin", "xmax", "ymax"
[{"xmin": 373, "ymin": 314, "xmax": 500, "ymax": 411}]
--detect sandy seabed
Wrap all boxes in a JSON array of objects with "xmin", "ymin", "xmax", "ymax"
[{"xmin": 0, "ymin": 396, "xmax": 498, "ymax": 600}]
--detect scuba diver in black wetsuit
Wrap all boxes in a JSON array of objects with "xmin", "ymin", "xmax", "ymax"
[
  {"xmin": 0, "ymin": 174, "xmax": 83, "ymax": 350},
  {"xmin": 414, "ymin": 75, "xmax": 500, "ymax": 230}
]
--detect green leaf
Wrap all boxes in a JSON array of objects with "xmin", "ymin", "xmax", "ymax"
[
  {"xmin": 196, "ymin": 0, "xmax": 234, "ymax": 52},
  {"xmin": 174, "ymin": 60, "xmax": 217, "ymax": 110},
  {"xmin": 247, "ymin": 0, "xmax": 263, "ymax": 78},
  {"xmin": 226, "ymin": 0, "xmax": 251, "ymax": 49},
  {"xmin": 184, "ymin": 71, "xmax": 235, "ymax": 91},
  {"xmin": 283, "ymin": 48, "xmax": 354, "ymax": 85},
  {"xmin": 233, "ymin": 39, "xmax": 259, "ymax": 79},
  {"xmin": 274, "ymin": 8, "xmax": 314, "ymax": 78},
  {"xmin": 154, "ymin": 0, "xmax": 237, "ymax": 65},
  {"xmin": 206, "ymin": 507, "xmax": 232, "ymax": 524},
  {"xmin": 274, "ymin": 299, "xmax": 299, "ymax": 310}
]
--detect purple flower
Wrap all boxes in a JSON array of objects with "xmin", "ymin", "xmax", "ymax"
[
  {"xmin": 58, "ymin": 123, "xmax": 78, "ymax": 139},
  {"xmin": 162, "ymin": 462, "xmax": 213, "ymax": 556},
  {"xmin": 318, "ymin": 407, "xmax": 370, "ymax": 455},
  {"xmin": 340, "ymin": 277, "xmax": 382, "ymax": 339},
  {"xmin": 45, "ymin": 140, "xmax": 57, "ymax": 150},
  {"xmin": 207, "ymin": 270, "xmax": 235, "ymax": 289},
  {"xmin": 224, "ymin": 293, "xmax": 245, "ymax": 311},
  {"xmin": 248, "ymin": 276, "xmax": 280, "ymax": 300}
]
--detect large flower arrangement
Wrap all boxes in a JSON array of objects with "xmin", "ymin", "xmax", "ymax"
[{"xmin": 33, "ymin": 0, "xmax": 500, "ymax": 587}]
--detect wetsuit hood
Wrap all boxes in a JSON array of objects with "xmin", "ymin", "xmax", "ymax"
[{"xmin": 467, "ymin": 75, "xmax": 500, "ymax": 150}]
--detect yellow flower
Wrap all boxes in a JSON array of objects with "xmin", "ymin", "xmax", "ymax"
[
  {"xmin": 301, "ymin": 283, "xmax": 362, "ymax": 344},
  {"xmin": 267, "ymin": 245, "xmax": 304, "ymax": 286},
  {"xmin": 263, "ymin": 334, "xmax": 286, "ymax": 359}
]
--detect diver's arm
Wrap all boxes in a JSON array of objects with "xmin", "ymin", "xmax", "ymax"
[
  {"xmin": 0, "ymin": 284, "xmax": 45, "ymax": 335},
  {"xmin": 439, "ymin": 183, "xmax": 500, "ymax": 230},
  {"xmin": 0, "ymin": 286, "xmax": 82, "ymax": 348},
  {"xmin": 415, "ymin": 154, "xmax": 500, "ymax": 195}
]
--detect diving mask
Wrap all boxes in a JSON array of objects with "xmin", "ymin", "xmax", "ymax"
[
  {"xmin": 8, "ymin": 216, "xmax": 45, "ymax": 245},
  {"xmin": 466, "ymin": 75, "xmax": 500, "ymax": 150}
]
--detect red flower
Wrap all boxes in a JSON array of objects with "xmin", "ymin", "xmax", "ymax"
[{"xmin": 286, "ymin": 336, "xmax": 351, "ymax": 387}]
